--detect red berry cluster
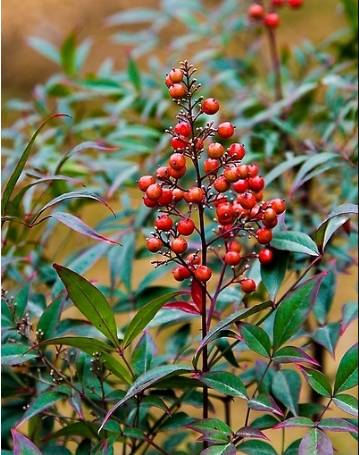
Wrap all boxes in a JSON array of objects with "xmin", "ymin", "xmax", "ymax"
[
  {"xmin": 139, "ymin": 61, "xmax": 286, "ymax": 295},
  {"xmin": 248, "ymin": 0, "xmax": 303, "ymax": 28}
]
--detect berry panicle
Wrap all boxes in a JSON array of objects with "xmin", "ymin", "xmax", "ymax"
[
  {"xmin": 248, "ymin": 0, "xmax": 304, "ymax": 28},
  {"xmin": 138, "ymin": 61, "xmax": 286, "ymax": 299}
]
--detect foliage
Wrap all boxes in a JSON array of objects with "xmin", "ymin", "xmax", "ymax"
[{"xmin": 1, "ymin": 0, "xmax": 358, "ymax": 454}]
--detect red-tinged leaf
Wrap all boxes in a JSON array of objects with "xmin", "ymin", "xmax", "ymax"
[
  {"xmin": 248, "ymin": 394, "xmax": 284, "ymax": 417},
  {"xmin": 299, "ymin": 429, "xmax": 333, "ymax": 455},
  {"xmin": 164, "ymin": 300, "xmax": 201, "ymax": 315},
  {"xmin": 318, "ymin": 418, "xmax": 358, "ymax": 433},
  {"xmin": 50, "ymin": 212, "xmax": 120, "ymax": 245},
  {"xmin": 274, "ymin": 417, "xmax": 313, "ymax": 429},
  {"xmin": 11, "ymin": 428, "xmax": 42, "ymax": 455},
  {"xmin": 191, "ymin": 280, "xmax": 204, "ymax": 311},
  {"xmin": 235, "ymin": 426, "xmax": 269, "ymax": 440},
  {"xmin": 273, "ymin": 346, "xmax": 319, "ymax": 367}
]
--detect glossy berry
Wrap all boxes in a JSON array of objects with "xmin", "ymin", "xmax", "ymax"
[
  {"xmin": 240, "ymin": 278, "xmax": 256, "ymax": 293},
  {"xmin": 186, "ymin": 253, "xmax": 201, "ymax": 265},
  {"xmin": 169, "ymin": 68, "xmax": 183, "ymax": 83},
  {"xmin": 156, "ymin": 166, "xmax": 169, "ymax": 180},
  {"xmin": 224, "ymin": 166, "xmax": 239, "ymax": 182},
  {"xmin": 146, "ymin": 183, "xmax": 162, "ymax": 200},
  {"xmin": 170, "ymin": 237, "xmax": 188, "ymax": 254},
  {"xmin": 248, "ymin": 4, "xmax": 265, "ymax": 19},
  {"xmin": 173, "ymin": 188, "xmax": 184, "ymax": 201},
  {"xmin": 224, "ymin": 251, "xmax": 241, "ymax": 266},
  {"xmin": 228, "ymin": 240, "xmax": 241, "ymax": 253},
  {"xmin": 264, "ymin": 12, "xmax": 280, "ymax": 28},
  {"xmin": 228, "ymin": 143, "xmax": 245, "ymax": 159},
  {"xmin": 237, "ymin": 164, "xmax": 248, "ymax": 179},
  {"xmin": 238, "ymin": 192, "xmax": 257, "ymax": 209},
  {"xmin": 143, "ymin": 197, "xmax": 157, "ymax": 208},
  {"xmin": 288, "ymin": 0, "xmax": 303, "ymax": 7},
  {"xmin": 195, "ymin": 265, "xmax": 212, "ymax": 282},
  {"xmin": 158, "ymin": 188, "xmax": 173, "ymax": 206},
  {"xmin": 271, "ymin": 198, "xmax": 286, "ymax": 214},
  {"xmin": 155, "ymin": 215, "xmax": 173, "ymax": 231},
  {"xmin": 216, "ymin": 202, "xmax": 234, "ymax": 225},
  {"xmin": 169, "ymin": 83, "xmax": 187, "ymax": 99},
  {"xmin": 257, "ymin": 228, "xmax": 273, "ymax": 244},
  {"xmin": 263, "ymin": 208, "xmax": 277, "ymax": 223},
  {"xmin": 138, "ymin": 175, "xmax": 156, "ymax": 192},
  {"xmin": 174, "ymin": 121, "xmax": 191, "ymax": 137},
  {"xmin": 146, "ymin": 238, "xmax": 163, "ymax": 252},
  {"xmin": 218, "ymin": 122, "xmax": 235, "ymax": 139},
  {"xmin": 165, "ymin": 74, "xmax": 173, "ymax": 87},
  {"xmin": 171, "ymin": 136, "xmax": 188, "ymax": 150},
  {"xmin": 271, "ymin": 0, "xmax": 285, "ymax": 6},
  {"xmin": 173, "ymin": 265, "xmax": 191, "ymax": 281},
  {"xmin": 259, "ymin": 248, "xmax": 274, "ymax": 265},
  {"xmin": 185, "ymin": 187, "xmax": 205, "ymax": 204},
  {"xmin": 214, "ymin": 176, "xmax": 230, "ymax": 193},
  {"xmin": 178, "ymin": 218, "xmax": 195, "ymax": 236},
  {"xmin": 201, "ymin": 98, "xmax": 220, "ymax": 115},
  {"xmin": 247, "ymin": 164, "xmax": 259, "ymax": 177},
  {"xmin": 204, "ymin": 158, "xmax": 220, "ymax": 174},
  {"xmin": 208, "ymin": 142, "xmax": 225, "ymax": 159},
  {"xmin": 169, "ymin": 153, "xmax": 186, "ymax": 170},
  {"xmin": 232, "ymin": 179, "xmax": 248, "ymax": 193},
  {"xmin": 248, "ymin": 176, "xmax": 265, "ymax": 192},
  {"xmin": 168, "ymin": 166, "xmax": 186, "ymax": 179}
]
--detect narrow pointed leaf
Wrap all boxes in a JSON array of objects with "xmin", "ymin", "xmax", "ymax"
[
  {"xmin": 235, "ymin": 427, "xmax": 268, "ymax": 440},
  {"xmin": 271, "ymin": 231, "xmax": 319, "ymax": 257},
  {"xmin": 11, "ymin": 429, "xmax": 43, "ymax": 455},
  {"xmin": 239, "ymin": 323, "xmax": 271, "ymax": 358},
  {"xmin": 188, "ymin": 418, "xmax": 231, "ymax": 444},
  {"xmin": 164, "ymin": 300, "xmax": 201, "ymax": 314},
  {"xmin": 312, "ymin": 323, "xmax": 340, "ymax": 356},
  {"xmin": 261, "ymin": 250, "xmax": 288, "ymax": 300},
  {"xmin": 200, "ymin": 371, "xmax": 248, "ymax": 399},
  {"xmin": 334, "ymin": 344, "xmax": 358, "ymax": 393},
  {"xmin": 39, "ymin": 336, "xmax": 114, "ymax": 354},
  {"xmin": 248, "ymin": 394, "xmax": 284, "ymax": 416},
  {"xmin": 201, "ymin": 443, "xmax": 236, "ymax": 455},
  {"xmin": 272, "ymin": 369, "xmax": 301, "ymax": 415},
  {"xmin": 238, "ymin": 440, "xmax": 277, "ymax": 455},
  {"xmin": 274, "ymin": 417, "xmax": 313, "ymax": 429},
  {"xmin": 1, "ymin": 344, "xmax": 38, "ymax": 365},
  {"xmin": 302, "ymin": 369, "xmax": 332, "ymax": 397},
  {"xmin": 273, "ymin": 346, "xmax": 319, "ymax": 366},
  {"xmin": 333, "ymin": 394, "xmax": 358, "ymax": 417},
  {"xmin": 318, "ymin": 418, "xmax": 358, "ymax": 433},
  {"xmin": 37, "ymin": 300, "xmax": 62, "ymax": 339}
]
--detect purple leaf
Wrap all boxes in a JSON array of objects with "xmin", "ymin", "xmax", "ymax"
[
  {"xmin": 274, "ymin": 417, "xmax": 313, "ymax": 429},
  {"xmin": 248, "ymin": 394, "xmax": 284, "ymax": 417},
  {"xmin": 235, "ymin": 426, "xmax": 269, "ymax": 440},
  {"xmin": 164, "ymin": 300, "xmax": 201, "ymax": 315},
  {"xmin": 299, "ymin": 429, "xmax": 333, "ymax": 455},
  {"xmin": 273, "ymin": 346, "xmax": 319, "ymax": 366},
  {"xmin": 318, "ymin": 418, "xmax": 358, "ymax": 433},
  {"xmin": 11, "ymin": 428, "xmax": 42, "ymax": 455}
]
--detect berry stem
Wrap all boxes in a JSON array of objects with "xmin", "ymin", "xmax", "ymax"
[{"xmin": 266, "ymin": 25, "xmax": 283, "ymax": 101}]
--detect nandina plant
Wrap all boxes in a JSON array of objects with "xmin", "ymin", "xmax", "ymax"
[{"xmin": 2, "ymin": 61, "xmax": 358, "ymax": 455}]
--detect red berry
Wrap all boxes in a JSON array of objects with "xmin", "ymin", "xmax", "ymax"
[
  {"xmin": 228, "ymin": 240, "xmax": 241, "ymax": 253},
  {"xmin": 138, "ymin": 175, "xmax": 156, "ymax": 192},
  {"xmin": 224, "ymin": 251, "xmax": 241, "ymax": 266},
  {"xmin": 169, "ymin": 153, "xmax": 186, "ymax": 170},
  {"xmin": 218, "ymin": 122, "xmax": 235, "ymax": 139},
  {"xmin": 165, "ymin": 74, "xmax": 173, "ymax": 88},
  {"xmin": 208, "ymin": 142, "xmax": 225, "ymax": 159},
  {"xmin": 146, "ymin": 237, "xmax": 163, "ymax": 252},
  {"xmin": 223, "ymin": 166, "xmax": 239, "ymax": 182},
  {"xmin": 237, "ymin": 164, "xmax": 248, "ymax": 179},
  {"xmin": 247, "ymin": 164, "xmax": 259, "ymax": 177},
  {"xmin": 263, "ymin": 208, "xmax": 277, "ymax": 223},
  {"xmin": 240, "ymin": 278, "xmax": 256, "ymax": 293},
  {"xmin": 174, "ymin": 121, "xmax": 191, "ymax": 137},
  {"xmin": 170, "ymin": 237, "xmax": 188, "ymax": 254},
  {"xmin": 214, "ymin": 176, "xmax": 230, "ymax": 193},
  {"xmin": 238, "ymin": 192, "xmax": 257, "ymax": 209},
  {"xmin": 195, "ymin": 138, "xmax": 205, "ymax": 151},
  {"xmin": 216, "ymin": 202, "xmax": 234, "ymax": 225},
  {"xmin": 194, "ymin": 265, "xmax": 212, "ymax": 282},
  {"xmin": 271, "ymin": 198, "xmax": 286, "ymax": 214},
  {"xmin": 201, "ymin": 98, "xmax": 220, "ymax": 115},
  {"xmin": 171, "ymin": 136, "xmax": 188, "ymax": 150},
  {"xmin": 169, "ymin": 68, "xmax": 183, "ymax": 83},
  {"xmin": 271, "ymin": 0, "xmax": 285, "ymax": 6},
  {"xmin": 158, "ymin": 188, "xmax": 173, "ymax": 206},
  {"xmin": 254, "ymin": 191, "xmax": 263, "ymax": 202},
  {"xmin": 156, "ymin": 166, "xmax": 169, "ymax": 180},
  {"xmin": 173, "ymin": 265, "xmax": 191, "ymax": 281},
  {"xmin": 228, "ymin": 143, "xmax": 246, "ymax": 160},
  {"xmin": 259, "ymin": 248, "xmax": 274, "ymax": 265},
  {"xmin": 178, "ymin": 218, "xmax": 195, "ymax": 236},
  {"xmin": 143, "ymin": 197, "xmax": 157, "ymax": 208},
  {"xmin": 257, "ymin": 228, "xmax": 273, "ymax": 244},
  {"xmin": 264, "ymin": 12, "xmax": 280, "ymax": 28},
  {"xmin": 173, "ymin": 188, "xmax": 184, "ymax": 201},
  {"xmin": 263, "ymin": 216, "xmax": 278, "ymax": 228},
  {"xmin": 204, "ymin": 158, "xmax": 220, "ymax": 174},
  {"xmin": 232, "ymin": 179, "xmax": 248, "ymax": 193},
  {"xmin": 155, "ymin": 215, "xmax": 173, "ymax": 231},
  {"xmin": 185, "ymin": 187, "xmax": 205, "ymax": 204},
  {"xmin": 248, "ymin": 176, "xmax": 265, "ymax": 192},
  {"xmin": 186, "ymin": 253, "xmax": 201, "ymax": 265},
  {"xmin": 248, "ymin": 4, "xmax": 265, "ymax": 19},
  {"xmin": 146, "ymin": 183, "xmax": 162, "ymax": 200},
  {"xmin": 233, "ymin": 202, "xmax": 248, "ymax": 217},
  {"xmin": 213, "ymin": 195, "xmax": 228, "ymax": 207},
  {"xmin": 169, "ymin": 83, "xmax": 187, "ymax": 99},
  {"xmin": 168, "ymin": 166, "xmax": 187, "ymax": 179},
  {"xmin": 288, "ymin": 0, "xmax": 303, "ymax": 8}
]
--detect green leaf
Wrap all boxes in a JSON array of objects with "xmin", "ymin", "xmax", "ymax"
[
  {"xmin": 261, "ymin": 250, "xmax": 288, "ymax": 301},
  {"xmin": 1, "ymin": 114, "xmax": 69, "ymax": 216},
  {"xmin": 123, "ymin": 291, "xmax": 178, "ymax": 348},
  {"xmin": 109, "ymin": 232, "xmax": 135, "ymax": 291},
  {"xmin": 318, "ymin": 418, "xmax": 358, "ymax": 433},
  {"xmin": 273, "ymin": 279, "xmax": 317, "ymax": 350},
  {"xmin": 275, "ymin": 417, "xmax": 313, "ymax": 429},
  {"xmin": 18, "ymin": 389, "xmax": 70, "ymax": 425},
  {"xmin": 312, "ymin": 323, "xmax": 340, "ymax": 356},
  {"xmin": 302, "ymin": 369, "xmax": 332, "ymax": 397},
  {"xmin": 60, "ymin": 33, "xmax": 76, "ymax": 76},
  {"xmin": 291, "ymin": 152, "xmax": 337, "ymax": 191},
  {"xmin": 100, "ymin": 364, "xmax": 192, "ymax": 431},
  {"xmin": 201, "ymin": 444, "xmax": 236, "ymax": 455},
  {"xmin": 313, "ymin": 270, "xmax": 336, "ymax": 324},
  {"xmin": 239, "ymin": 323, "xmax": 271, "ymax": 358},
  {"xmin": 273, "ymin": 346, "xmax": 319, "ymax": 367},
  {"xmin": 298, "ymin": 428, "xmax": 333, "ymax": 455},
  {"xmin": 238, "ymin": 440, "xmax": 277, "ymax": 455},
  {"xmin": 334, "ymin": 344, "xmax": 358, "ymax": 393},
  {"xmin": 264, "ymin": 155, "xmax": 307, "ymax": 186},
  {"xmin": 127, "ymin": 58, "xmax": 141, "ymax": 91},
  {"xmin": 27, "ymin": 37, "xmax": 60, "ymax": 64},
  {"xmin": 194, "ymin": 301, "xmax": 272, "ymax": 367},
  {"xmin": 1, "ymin": 344, "xmax": 38, "ymax": 366},
  {"xmin": 248, "ymin": 394, "xmax": 284, "ymax": 416},
  {"xmin": 131, "ymin": 332, "xmax": 154, "ymax": 376},
  {"xmin": 38, "ymin": 300, "xmax": 62, "ymax": 339},
  {"xmin": 101, "ymin": 353, "xmax": 132, "ymax": 384},
  {"xmin": 284, "ymin": 439, "xmax": 301, "ymax": 455},
  {"xmin": 188, "ymin": 418, "xmax": 232, "ymax": 444},
  {"xmin": 200, "ymin": 371, "xmax": 248, "ymax": 399},
  {"xmin": 272, "ymin": 369, "xmax": 301, "ymax": 415},
  {"xmin": 54, "ymin": 265, "xmax": 119, "ymax": 346},
  {"xmin": 14, "ymin": 284, "xmax": 30, "ymax": 319},
  {"xmin": 333, "ymin": 394, "xmax": 358, "ymax": 417},
  {"xmin": 39, "ymin": 336, "xmax": 114, "ymax": 354},
  {"xmin": 271, "ymin": 231, "xmax": 319, "ymax": 257},
  {"xmin": 11, "ymin": 429, "xmax": 42, "ymax": 455}
]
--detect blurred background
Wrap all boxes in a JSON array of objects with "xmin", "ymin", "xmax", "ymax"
[{"xmin": 2, "ymin": 0, "xmax": 357, "ymax": 454}]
